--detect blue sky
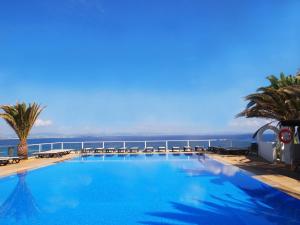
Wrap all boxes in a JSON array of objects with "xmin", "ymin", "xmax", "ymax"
[{"xmin": 0, "ymin": 0, "xmax": 300, "ymax": 137}]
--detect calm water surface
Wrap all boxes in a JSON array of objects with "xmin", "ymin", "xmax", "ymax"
[{"xmin": 0, "ymin": 154, "xmax": 299, "ymax": 225}]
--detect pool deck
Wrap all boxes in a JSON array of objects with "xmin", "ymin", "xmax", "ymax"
[
  {"xmin": 0, "ymin": 153, "xmax": 79, "ymax": 178},
  {"xmin": 209, "ymin": 153, "xmax": 300, "ymax": 200},
  {"xmin": 0, "ymin": 152, "xmax": 300, "ymax": 200}
]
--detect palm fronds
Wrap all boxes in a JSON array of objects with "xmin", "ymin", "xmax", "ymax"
[
  {"xmin": 237, "ymin": 72, "xmax": 300, "ymax": 123},
  {"xmin": 0, "ymin": 103, "xmax": 45, "ymax": 158}
]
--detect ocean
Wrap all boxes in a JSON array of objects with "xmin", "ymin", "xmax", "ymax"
[
  {"xmin": 0, "ymin": 133, "xmax": 276, "ymax": 146},
  {"xmin": 0, "ymin": 133, "xmax": 276, "ymax": 157}
]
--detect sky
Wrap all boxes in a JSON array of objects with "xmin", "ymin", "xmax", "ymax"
[{"xmin": 0, "ymin": 0, "xmax": 300, "ymax": 137}]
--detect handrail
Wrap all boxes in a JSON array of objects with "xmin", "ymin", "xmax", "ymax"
[{"xmin": 0, "ymin": 139, "xmax": 252, "ymax": 156}]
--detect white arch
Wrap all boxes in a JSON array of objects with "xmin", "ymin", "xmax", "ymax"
[{"xmin": 256, "ymin": 124, "xmax": 279, "ymax": 143}]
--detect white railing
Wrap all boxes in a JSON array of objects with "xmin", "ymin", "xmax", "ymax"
[{"xmin": 0, "ymin": 138, "xmax": 252, "ymax": 156}]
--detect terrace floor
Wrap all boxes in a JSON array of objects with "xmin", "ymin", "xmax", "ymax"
[
  {"xmin": 0, "ymin": 153, "xmax": 79, "ymax": 178},
  {"xmin": 0, "ymin": 152, "xmax": 300, "ymax": 200},
  {"xmin": 209, "ymin": 153, "xmax": 300, "ymax": 199}
]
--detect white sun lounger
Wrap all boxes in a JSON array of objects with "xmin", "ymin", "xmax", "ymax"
[
  {"xmin": 129, "ymin": 147, "xmax": 139, "ymax": 153},
  {"xmin": 171, "ymin": 147, "xmax": 180, "ymax": 152},
  {"xmin": 94, "ymin": 148, "xmax": 104, "ymax": 153},
  {"xmin": 117, "ymin": 147, "xmax": 127, "ymax": 153},
  {"xmin": 183, "ymin": 146, "xmax": 192, "ymax": 152},
  {"xmin": 105, "ymin": 148, "xmax": 116, "ymax": 153},
  {"xmin": 0, "ymin": 156, "xmax": 21, "ymax": 164},
  {"xmin": 33, "ymin": 149, "xmax": 72, "ymax": 158},
  {"xmin": 158, "ymin": 146, "xmax": 166, "ymax": 152},
  {"xmin": 143, "ymin": 147, "xmax": 154, "ymax": 152}
]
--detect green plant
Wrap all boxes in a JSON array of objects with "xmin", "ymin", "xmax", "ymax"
[{"xmin": 0, "ymin": 103, "xmax": 44, "ymax": 159}]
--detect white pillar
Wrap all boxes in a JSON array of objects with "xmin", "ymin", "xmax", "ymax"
[
  {"xmin": 81, "ymin": 142, "xmax": 84, "ymax": 149},
  {"xmin": 144, "ymin": 141, "xmax": 147, "ymax": 149},
  {"xmin": 166, "ymin": 141, "xmax": 168, "ymax": 150}
]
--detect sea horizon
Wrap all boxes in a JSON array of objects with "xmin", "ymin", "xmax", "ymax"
[{"xmin": 0, "ymin": 133, "xmax": 276, "ymax": 147}]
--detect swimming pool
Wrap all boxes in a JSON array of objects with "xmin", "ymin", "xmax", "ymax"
[{"xmin": 0, "ymin": 154, "xmax": 299, "ymax": 225}]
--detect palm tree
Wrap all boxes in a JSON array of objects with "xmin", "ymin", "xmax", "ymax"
[
  {"xmin": 237, "ymin": 72, "xmax": 300, "ymax": 142},
  {"xmin": 258, "ymin": 72, "xmax": 300, "ymax": 91},
  {"xmin": 0, "ymin": 171, "xmax": 40, "ymax": 221},
  {"xmin": 237, "ymin": 86, "xmax": 300, "ymax": 121},
  {"xmin": 0, "ymin": 103, "xmax": 44, "ymax": 159}
]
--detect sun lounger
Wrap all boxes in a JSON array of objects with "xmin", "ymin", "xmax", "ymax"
[
  {"xmin": 105, "ymin": 148, "xmax": 116, "ymax": 153},
  {"xmin": 81, "ymin": 148, "xmax": 93, "ymax": 154},
  {"xmin": 213, "ymin": 147, "xmax": 249, "ymax": 155},
  {"xmin": 194, "ymin": 146, "xmax": 204, "ymax": 152},
  {"xmin": 143, "ymin": 147, "xmax": 154, "ymax": 152},
  {"xmin": 117, "ymin": 147, "xmax": 127, "ymax": 153},
  {"xmin": 129, "ymin": 147, "xmax": 139, "ymax": 153},
  {"xmin": 171, "ymin": 147, "xmax": 180, "ymax": 152},
  {"xmin": 5, "ymin": 156, "xmax": 21, "ymax": 163},
  {"xmin": 0, "ymin": 158, "xmax": 9, "ymax": 166},
  {"xmin": 33, "ymin": 149, "xmax": 72, "ymax": 158},
  {"xmin": 158, "ymin": 146, "xmax": 166, "ymax": 152},
  {"xmin": 183, "ymin": 146, "xmax": 192, "ymax": 152},
  {"xmin": 84, "ymin": 148, "xmax": 94, "ymax": 153},
  {"xmin": 207, "ymin": 146, "xmax": 219, "ymax": 152},
  {"xmin": 94, "ymin": 148, "xmax": 104, "ymax": 153}
]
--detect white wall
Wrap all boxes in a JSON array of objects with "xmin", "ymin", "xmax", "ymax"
[
  {"xmin": 256, "ymin": 124, "xmax": 279, "ymax": 162},
  {"xmin": 258, "ymin": 141, "xmax": 277, "ymax": 162},
  {"xmin": 281, "ymin": 143, "xmax": 293, "ymax": 165}
]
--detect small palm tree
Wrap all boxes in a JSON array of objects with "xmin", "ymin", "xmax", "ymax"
[{"xmin": 0, "ymin": 103, "xmax": 44, "ymax": 159}]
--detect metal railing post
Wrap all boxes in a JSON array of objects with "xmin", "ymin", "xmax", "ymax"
[{"xmin": 21, "ymin": 138, "xmax": 238, "ymax": 155}]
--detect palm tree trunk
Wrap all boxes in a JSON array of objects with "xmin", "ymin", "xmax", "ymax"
[{"xmin": 18, "ymin": 140, "xmax": 28, "ymax": 159}]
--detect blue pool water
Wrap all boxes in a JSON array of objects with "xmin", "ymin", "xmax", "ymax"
[{"xmin": 0, "ymin": 154, "xmax": 299, "ymax": 225}]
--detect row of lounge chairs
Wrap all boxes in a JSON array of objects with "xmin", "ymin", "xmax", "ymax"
[
  {"xmin": 0, "ymin": 149, "xmax": 72, "ymax": 165},
  {"xmin": 207, "ymin": 146, "xmax": 250, "ymax": 155},
  {"xmin": 0, "ymin": 156, "xmax": 21, "ymax": 166},
  {"xmin": 32, "ymin": 149, "xmax": 72, "ymax": 158},
  {"xmin": 0, "ymin": 149, "xmax": 73, "ymax": 166},
  {"xmin": 81, "ymin": 146, "xmax": 205, "ymax": 154}
]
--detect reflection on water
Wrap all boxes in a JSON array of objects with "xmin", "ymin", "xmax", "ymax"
[
  {"xmin": 0, "ymin": 171, "xmax": 39, "ymax": 221},
  {"xmin": 182, "ymin": 155, "xmax": 239, "ymax": 178},
  {"xmin": 0, "ymin": 155, "xmax": 299, "ymax": 225},
  {"xmin": 150, "ymin": 156, "xmax": 300, "ymax": 225},
  {"xmin": 141, "ymin": 186, "xmax": 300, "ymax": 225}
]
